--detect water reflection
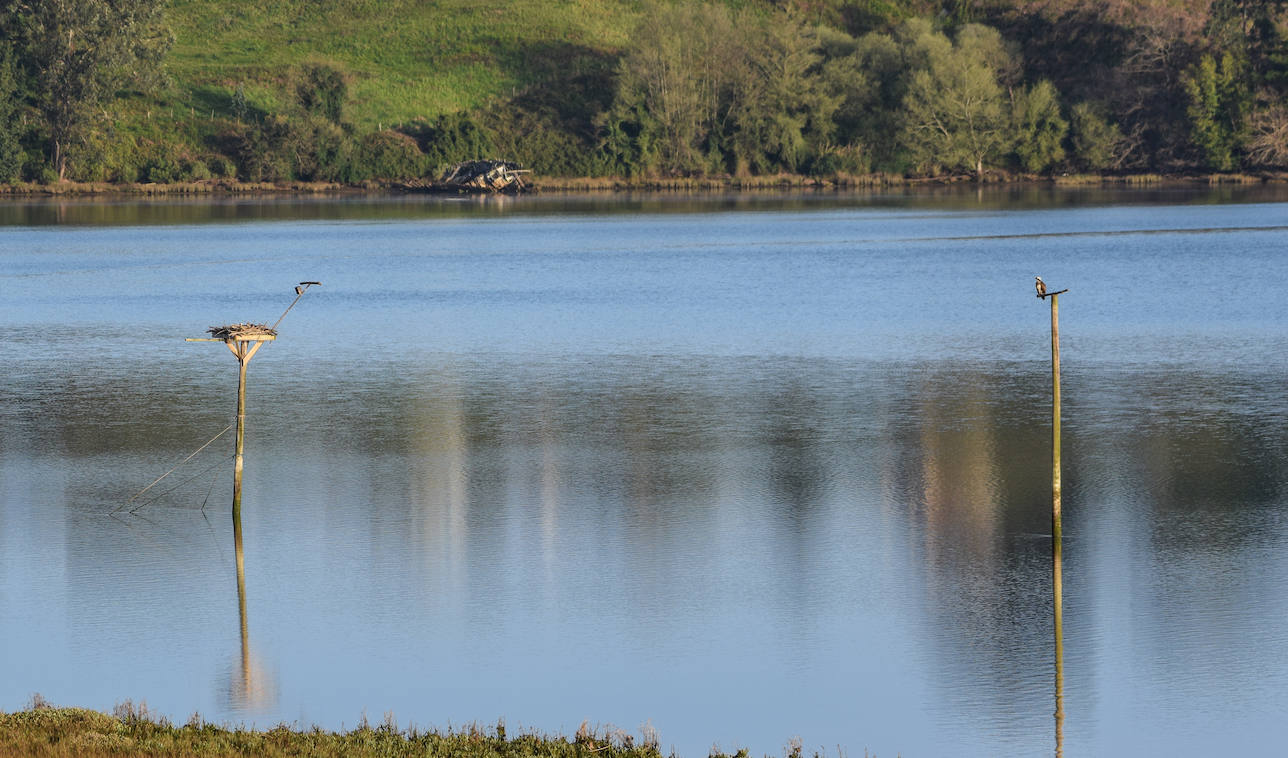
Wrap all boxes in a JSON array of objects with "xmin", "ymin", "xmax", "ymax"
[
  {"xmin": 1053, "ymin": 530, "xmax": 1064, "ymax": 758},
  {"xmin": 4, "ymin": 183, "xmax": 1288, "ymax": 227},
  {"xmin": 4, "ymin": 194, "xmax": 1288, "ymax": 756},
  {"xmin": 225, "ymin": 507, "xmax": 275, "ymax": 712}
]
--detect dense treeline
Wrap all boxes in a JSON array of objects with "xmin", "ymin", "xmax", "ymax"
[{"xmin": 1, "ymin": 0, "xmax": 1286, "ymax": 186}]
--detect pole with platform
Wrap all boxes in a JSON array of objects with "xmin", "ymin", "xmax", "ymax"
[
  {"xmin": 184, "ymin": 281, "xmax": 321, "ymax": 519},
  {"xmin": 187, "ymin": 282, "xmax": 318, "ymax": 711},
  {"xmin": 1036, "ymin": 279, "xmax": 1068, "ymax": 756},
  {"xmin": 186, "ymin": 325, "xmax": 277, "ymax": 522}
]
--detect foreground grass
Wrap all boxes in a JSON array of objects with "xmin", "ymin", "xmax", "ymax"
[{"xmin": 0, "ymin": 703, "xmax": 812, "ymax": 758}]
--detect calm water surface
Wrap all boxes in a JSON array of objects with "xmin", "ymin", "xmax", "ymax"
[{"xmin": 3, "ymin": 187, "xmax": 1288, "ymax": 757}]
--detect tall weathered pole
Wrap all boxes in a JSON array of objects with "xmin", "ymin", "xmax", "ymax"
[
  {"xmin": 1037, "ymin": 280, "xmax": 1068, "ymax": 758},
  {"xmin": 223, "ymin": 336, "xmax": 269, "ymax": 519},
  {"xmin": 233, "ymin": 343, "xmax": 250, "ymax": 521},
  {"xmin": 232, "ymin": 343, "xmax": 250, "ymax": 684},
  {"xmin": 1050, "ymin": 291, "xmax": 1062, "ymax": 548}
]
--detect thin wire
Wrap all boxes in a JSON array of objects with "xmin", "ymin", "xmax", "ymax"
[
  {"xmin": 129, "ymin": 454, "xmax": 234, "ymax": 514},
  {"xmin": 270, "ymin": 290, "xmax": 305, "ymax": 332},
  {"xmin": 118, "ymin": 423, "xmax": 234, "ymax": 511},
  {"xmin": 199, "ymin": 466, "xmax": 219, "ymax": 512},
  {"xmin": 271, "ymin": 283, "xmax": 318, "ymax": 332}
]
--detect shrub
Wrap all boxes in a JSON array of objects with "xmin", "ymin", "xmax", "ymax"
[
  {"xmin": 403, "ymin": 113, "xmax": 494, "ymax": 175},
  {"xmin": 350, "ymin": 129, "xmax": 428, "ymax": 181},
  {"xmin": 295, "ymin": 63, "xmax": 347, "ymax": 124},
  {"xmin": 182, "ymin": 158, "xmax": 210, "ymax": 181},
  {"xmin": 207, "ymin": 156, "xmax": 237, "ymax": 178},
  {"xmin": 144, "ymin": 155, "xmax": 183, "ymax": 183}
]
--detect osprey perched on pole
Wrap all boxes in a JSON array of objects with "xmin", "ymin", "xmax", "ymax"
[{"xmin": 1035, "ymin": 276, "xmax": 1047, "ymax": 298}]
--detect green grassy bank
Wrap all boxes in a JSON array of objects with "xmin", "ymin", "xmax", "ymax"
[
  {"xmin": 164, "ymin": 0, "xmax": 633, "ymax": 129},
  {"xmin": 0, "ymin": 703, "xmax": 830, "ymax": 758}
]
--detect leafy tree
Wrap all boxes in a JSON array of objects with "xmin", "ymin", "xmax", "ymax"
[
  {"xmin": 1069, "ymin": 101, "xmax": 1124, "ymax": 171},
  {"xmin": 9, "ymin": 0, "xmax": 172, "ymax": 181},
  {"xmin": 900, "ymin": 23, "xmax": 1013, "ymax": 178},
  {"xmin": 0, "ymin": 44, "xmax": 23, "ymax": 182},
  {"xmin": 610, "ymin": 0, "xmax": 735, "ymax": 173},
  {"xmin": 1012, "ymin": 79, "xmax": 1067, "ymax": 172},
  {"xmin": 1183, "ymin": 52, "xmax": 1249, "ymax": 170},
  {"xmin": 1206, "ymin": 0, "xmax": 1288, "ymax": 86},
  {"xmin": 724, "ymin": 10, "xmax": 839, "ymax": 174},
  {"xmin": 597, "ymin": 102, "xmax": 658, "ymax": 177}
]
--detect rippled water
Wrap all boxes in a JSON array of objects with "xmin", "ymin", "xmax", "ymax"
[{"xmin": 3, "ymin": 187, "xmax": 1288, "ymax": 757}]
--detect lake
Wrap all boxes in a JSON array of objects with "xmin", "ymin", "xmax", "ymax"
[{"xmin": 2, "ymin": 185, "xmax": 1287, "ymax": 757}]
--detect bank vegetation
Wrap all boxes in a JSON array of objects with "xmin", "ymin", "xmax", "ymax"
[
  {"xmin": 0, "ymin": 701, "xmax": 821, "ymax": 758},
  {"xmin": 1, "ymin": 1, "xmax": 1286, "ymax": 189}
]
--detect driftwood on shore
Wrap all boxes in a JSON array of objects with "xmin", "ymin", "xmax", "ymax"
[
  {"xmin": 395, "ymin": 160, "xmax": 531, "ymax": 194},
  {"xmin": 439, "ymin": 160, "xmax": 530, "ymax": 192}
]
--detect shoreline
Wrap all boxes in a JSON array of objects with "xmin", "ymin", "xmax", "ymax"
[{"xmin": 1, "ymin": 170, "xmax": 1284, "ymax": 199}]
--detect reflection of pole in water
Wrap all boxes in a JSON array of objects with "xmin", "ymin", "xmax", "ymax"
[
  {"xmin": 234, "ymin": 506, "xmax": 253, "ymax": 706},
  {"xmin": 1054, "ymin": 531, "xmax": 1065, "ymax": 758},
  {"xmin": 227, "ymin": 502, "xmax": 276, "ymax": 709},
  {"xmin": 1036, "ymin": 280, "xmax": 1068, "ymax": 758}
]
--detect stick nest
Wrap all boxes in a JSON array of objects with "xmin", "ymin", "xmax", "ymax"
[{"xmin": 207, "ymin": 323, "xmax": 277, "ymax": 339}]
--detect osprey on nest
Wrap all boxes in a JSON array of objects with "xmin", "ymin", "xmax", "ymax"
[{"xmin": 1035, "ymin": 276, "xmax": 1047, "ymax": 298}]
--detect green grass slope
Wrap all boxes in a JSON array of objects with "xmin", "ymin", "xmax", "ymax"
[{"xmin": 164, "ymin": 0, "xmax": 638, "ymax": 129}]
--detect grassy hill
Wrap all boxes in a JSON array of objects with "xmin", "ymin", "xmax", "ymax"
[{"xmin": 163, "ymin": 0, "xmax": 638, "ymax": 129}]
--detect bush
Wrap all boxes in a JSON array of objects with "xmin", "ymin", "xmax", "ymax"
[
  {"xmin": 27, "ymin": 162, "xmax": 60, "ymax": 184},
  {"xmin": 144, "ymin": 156, "xmax": 183, "ymax": 183},
  {"xmin": 185, "ymin": 158, "xmax": 211, "ymax": 181},
  {"xmin": 350, "ymin": 129, "xmax": 428, "ymax": 181},
  {"xmin": 114, "ymin": 163, "xmax": 140, "ymax": 183},
  {"xmin": 404, "ymin": 113, "xmax": 494, "ymax": 174},
  {"xmin": 806, "ymin": 143, "xmax": 869, "ymax": 176},
  {"xmin": 295, "ymin": 63, "xmax": 347, "ymax": 124},
  {"xmin": 207, "ymin": 156, "xmax": 237, "ymax": 178},
  {"xmin": 227, "ymin": 116, "xmax": 294, "ymax": 182}
]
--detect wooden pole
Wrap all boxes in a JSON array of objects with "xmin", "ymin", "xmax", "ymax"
[
  {"xmin": 233, "ymin": 346, "xmax": 248, "ymax": 522},
  {"xmin": 228, "ymin": 338, "xmax": 267, "ymax": 522},
  {"xmin": 1041, "ymin": 286, "xmax": 1068, "ymax": 758},
  {"xmin": 1051, "ymin": 292, "xmax": 1062, "ymax": 546}
]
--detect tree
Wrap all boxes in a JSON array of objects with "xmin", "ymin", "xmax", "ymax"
[
  {"xmin": 1183, "ymin": 52, "xmax": 1249, "ymax": 170},
  {"xmin": 9, "ymin": 0, "xmax": 172, "ymax": 180},
  {"xmin": 900, "ymin": 23, "xmax": 1013, "ymax": 178},
  {"xmin": 610, "ymin": 0, "xmax": 735, "ymax": 173},
  {"xmin": 725, "ymin": 9, "xmax": 839, "ymax": 174},
  {"xmin": 1012, "ymin": 79, "xmax": 1067, "ymax": 172},
  {"xmin": 1069, "ymin": 101, "xmax": 1126, "ymax": 171},
  {"xmin": 1245, "ymin": 103, "xmax": 1288, "ymax": 167},
  {"xmin": 0, "ymin": 43, "xmax": 23, "ymax": 182}
]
